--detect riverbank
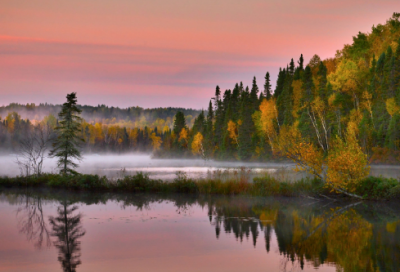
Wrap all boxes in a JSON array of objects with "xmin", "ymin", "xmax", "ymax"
[{"xmin": 1, "ymin": 171, "xmax": 399, "ymax": 200}]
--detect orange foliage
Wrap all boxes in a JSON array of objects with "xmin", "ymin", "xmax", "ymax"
[
  {"xmin": 227, "ymin": 120, "xmax": 239, "ymax": 147},
  {"xmin": 191, "ymin": 132, "xmax": 204, "ymax": 156}
]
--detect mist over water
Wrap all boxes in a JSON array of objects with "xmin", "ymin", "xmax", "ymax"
[
  {"xmin": 0, "ymin": 154, "xmax": 291, "ymax": 180},
  {"xmin": 0, "ymin": 153, "xmax": 399, "ymax": 181}
]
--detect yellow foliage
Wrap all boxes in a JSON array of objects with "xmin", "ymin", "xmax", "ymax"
[
  {"xmin": 326, "ymin": 210, "xmax": 373, "ymax": 270},
  {"xmin": 163, "ymin": 125, "xmax": 170, "ymax": 133},
  {"xmin": 179, "ymin": 128, "xmax": 188, "ymax": 143},
  {"xmin": 150, "ymin": 132, "xmax": 162, "ymax": 151},
  {"xmin": 328, "ymin": 93, "xmax": 337, "ymax": 108},
  {"xmin": 227, "ymin": 120, "xmax": 239, "ymax": 146},
  {"xmin": 386, "ymin": 97, "xmax": 400, "ymax": 117},
  {"xmin": 191, "ymin": 132, "xmax": 204, "ymax": 156},
  {"xmin": 5, "ymin": 113, "xmax": 16, "ymax": 133},
  {"xmin": 259, "ymin": 98, "xmax": 279, "ymax": 151},
  {"xmin": 328, "ymin": 59, "xmax": 359, "ymax": 94},
  {"xmin": 277, "ymin": 125, "xmax": 324, "ymax": 177},
  {"xmin": 326, "ymin": 123, "xmax": 370, "ymax": 193}
]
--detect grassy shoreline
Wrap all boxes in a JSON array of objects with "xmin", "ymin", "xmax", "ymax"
[{"xmin": 1, "ymin": 171, "xmax": 399, "ymax": 200}]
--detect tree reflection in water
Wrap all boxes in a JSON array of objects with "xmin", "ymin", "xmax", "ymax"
[
  {"xmin": 49, "ymin": 200, "xmax": 85, "ymax": 272},
  {"xmin": 17, "ymin": 194, "xmax": 51, "ymax": 249},
  {"xmin": 7, "ymin": 191, "xmax": 400, "ymax": 272},
  {"xmin": 208, "ymin": 198, "xmax": 400, "ymax": 272}
]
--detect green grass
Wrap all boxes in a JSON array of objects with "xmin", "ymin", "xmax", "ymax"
[{"xmin": 0, "ymin": 171, "xmax": 398, "ymax": 200}]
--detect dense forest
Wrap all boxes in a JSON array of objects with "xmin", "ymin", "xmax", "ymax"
[
  {"xmin": 164, "ymin": 13, "xmax": 400, "ymax": 164},
  {"xmin": 1, "ymin": 13, "xmax": 400, "ymax": 163}
]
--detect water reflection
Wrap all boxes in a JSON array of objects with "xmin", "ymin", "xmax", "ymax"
[
  {"xmin": 49, "ymin": 200, "xmax": 85, "ymax": 272},
  {"xmin": 2, "ymin": 190, "xmax": 400, "ymax": 272},
  {"xmin": 17, "ymin": 194, "xmax": 51, "ymax": 249},
  {"xmin": 208, "ymin": 199, "xmax": 400, "ymax": 271}
]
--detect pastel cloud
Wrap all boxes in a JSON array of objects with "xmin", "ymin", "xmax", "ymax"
[{"xmin": 0, "ymin": 0, "xmax": 398, "ymax": 108}]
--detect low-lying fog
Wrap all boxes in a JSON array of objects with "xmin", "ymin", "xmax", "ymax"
[{"xmin": 0, "ymin": 154, "xmax": 399, "ymax": 181}]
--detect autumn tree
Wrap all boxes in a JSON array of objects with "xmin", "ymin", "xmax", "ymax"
[{"xmin": 191, "ymin": 132, "xmax": 206, "ymax": 159}]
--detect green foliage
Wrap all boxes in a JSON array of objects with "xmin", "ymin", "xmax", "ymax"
[
  {"xmin": 50, "ymin": 93, "xmax": 84, "ymax": 175},
  {"xmin": 1, "ymin": 171, "xmax": 398, "ymax": 200},
  {"xmin": 355, "ymin": 176, "xmax": 400, "ymax": 199},
  {"xmin": 173, "ymin": 111, "xmax": 187, "ymax": 135}
]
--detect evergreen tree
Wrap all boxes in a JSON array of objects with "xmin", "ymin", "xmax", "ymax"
[
  {"xmin": 50, "ymin": 93, "xmax": 84, "ymax": 175},
  {"xmin": 302, "ymin": 66, "xmax": 314, "ymax": 104},
  {"xmin": 298, "ymin": 54, "xmax": 304, "ymax": 70},
  {"xmin": 288, "ymin": 58, "xmax": 295, "ymax": 76},
  {"xmin": 238, "ymin": 91, "xmax": 254, "ymax": 160},
  {"xmin": 317, "ymin": 61, "xmax": 328, "ymax": 102},
  {"xmin": 205, "ymin": 100, "xmax": 215, "ymax": 157},
  {"xmin": 274, "ymin": 68, "xmax": 286, "ymax": 98},
  {"xmin": 215, "ymin": 85, "xmax": 221, "ymax": 109},
  {"xmin": 264, "ymin": 72, "xmax": 272, "ymax": 99},
  {"xmin": 250, "ymin": 76, "xmax": 260, "ymax": 109},
  {"xmin": 173, "ymin": 111, "xmax": 186, "ymax": 135}
]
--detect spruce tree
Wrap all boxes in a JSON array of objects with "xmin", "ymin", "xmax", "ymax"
[
  {"xmin": 238, "ymin": 91, "xmax": 254, "ymax": 160},
  {"xmin": 50, "ymin": 93, "xmax": 84, "ymax": 175},
  {"xmin": 173, "ymin": 111, "xmax": 186, "ymax": 135},
  {"xmin": 298, "ymin": 54, "xmax": 304, "ymax": 70},
  {"xmin": 250, "ymin": 76, "xmax": 260, "ymax": 109},
  {"xmin": 274, "ymin": 68, "xmax": 286, "ymax": 98},
  {"xmin": 264, "ymin": 72, "xmax": 272, "ymax": 99}
]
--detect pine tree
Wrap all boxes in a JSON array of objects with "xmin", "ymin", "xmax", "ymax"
[
  {"xmin": 250, "ymin": 76, "xmax": 260, "ymax": 110},
  {"xmin": 238, "ymin": 91, "xmax": 254, "ymax": 160},
  {"xmin": 274, "ymin": 68, "xmax": 286, "ymax": 98},
  {"xmin": 298, "ymin": 54, "xmax": 304, "ymax": 70},
  {"xmin": 288, "ymin": 59, "xmax": 295, "ymax": 76},
  {"xmin": 264, "ymin": 72, "xmax": 272, "ymax": 99},
  {"xmin": 173, "ymin": 111, "xmax": 186, "ymax": 135},
  {"xmin": 50, "ymin": 93, "xmax": 84, "ymax": 175}
]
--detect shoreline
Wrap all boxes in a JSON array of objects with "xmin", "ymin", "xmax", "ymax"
[{"xmin": 1, "ymin": 172, "xmax": 399, "ymax": 201}]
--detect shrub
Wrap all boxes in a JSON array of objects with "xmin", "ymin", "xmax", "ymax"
[{"xmin": 355, "ymin": 176, "xmax": 399, "ymax": 199}]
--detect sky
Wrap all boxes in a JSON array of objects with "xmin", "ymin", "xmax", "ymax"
[{"xmin": 0, "ymin": 0, "xmax": 399, "ymax": 109}]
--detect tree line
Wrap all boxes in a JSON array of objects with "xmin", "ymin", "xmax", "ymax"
[
  {"xmin": 0, "ymin": 103, "xmax": 200, "ymax": 130},
  {"xmin": 167, "ymin": 14, "xmax": 400, "ymax": 164}
]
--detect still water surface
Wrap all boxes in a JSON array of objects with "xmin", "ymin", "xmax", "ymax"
[{"xmin": 0, "ymin": 189, "xmax": 399, "ymax": 272}]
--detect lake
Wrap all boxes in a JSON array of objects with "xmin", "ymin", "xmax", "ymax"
[{"xmin": 0, "ymin": 189, "xmax": 399, "ymax": 272}]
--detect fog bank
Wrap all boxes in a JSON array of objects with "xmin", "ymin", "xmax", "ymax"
[{"xmin": 0, "ymin": 154, "xmax": 398, "ymax": 181}]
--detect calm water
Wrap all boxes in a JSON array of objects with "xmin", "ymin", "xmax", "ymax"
[{"xmin": 0, "ymin": 189, "xmax": 399, "ymax": 272}]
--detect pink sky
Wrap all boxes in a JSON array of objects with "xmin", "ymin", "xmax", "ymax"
[{"xmin": 0, "ymin": 0, "xmax": 399, "ymax": 109}]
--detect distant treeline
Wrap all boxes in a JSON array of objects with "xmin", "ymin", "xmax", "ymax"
[
  {"xmin": 0, "ymin": 104, "xmax": 201, "ymax": 153},
  {"xmin": 0, "ymin": 103, "xmax": 201, "ymax": 128}
]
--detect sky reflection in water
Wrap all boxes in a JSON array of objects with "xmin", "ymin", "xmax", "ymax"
[{"xmin": 0, "ymin": 190, "xmax": 399, "ymax": 272}]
